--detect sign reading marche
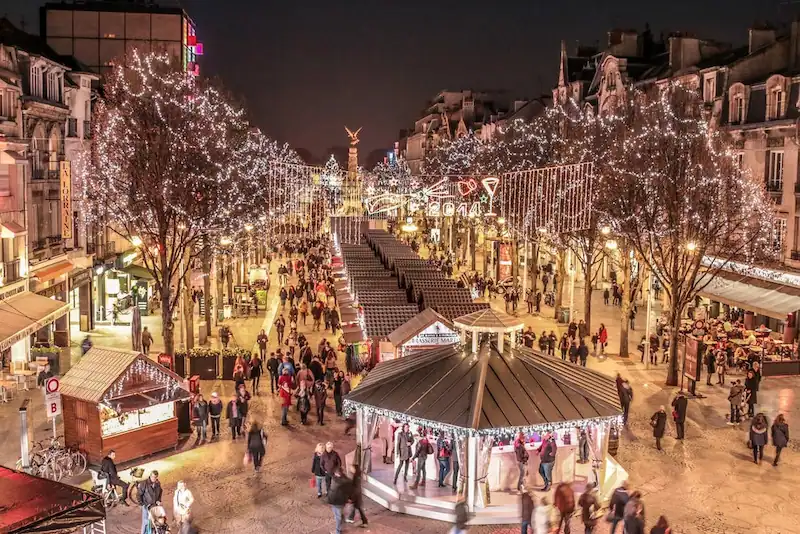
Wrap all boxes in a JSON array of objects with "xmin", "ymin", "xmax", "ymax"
[
  {"xmin": 405, "ymin": 322, "xmax": 460, "ymax": 347},
  {"xmin": 44, "ymin": 376, "xmax": 62, "ymax": 419}
]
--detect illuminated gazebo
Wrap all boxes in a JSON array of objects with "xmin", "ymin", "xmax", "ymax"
[{"xmin": 454, "ymin": 308, "xmax": 525, "ymax": 352}]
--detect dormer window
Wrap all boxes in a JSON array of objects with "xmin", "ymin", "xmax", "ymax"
[
  {"xmin": 732, "ymin": 95, "xmax": 744, "ymax": 123},
  {"xmin": 606, "ymin": 73, "xmax": 617, "ymax": 92},
  {"xmin": 728, "ymin": 83, "xmax": 749, "ymax": 125},
  {"xmin": 703, "ymin": 74, "xmax": 716, "ymax": 103},
  {"xmin": 769, "ymin": 88, "xmax": 785, "ymax": 120}
]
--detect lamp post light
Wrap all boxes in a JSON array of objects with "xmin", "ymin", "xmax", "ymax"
[{"xmin": 131, "ymin": 235, "xmax": 143, "ymax": 247}]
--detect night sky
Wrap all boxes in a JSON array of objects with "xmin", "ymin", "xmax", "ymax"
[{"xmin": 4, "ymin": 0, "xmax": 786, "ymax": 163}]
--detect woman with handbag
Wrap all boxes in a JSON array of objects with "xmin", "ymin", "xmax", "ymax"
[{"xmin": 749, "ymin": 413, "xmax": 769, "ymax": 464}]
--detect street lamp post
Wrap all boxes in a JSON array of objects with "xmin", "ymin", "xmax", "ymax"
[{"xmin": 568, "ymin": 248, "xmax": 575, "ymax": 324}]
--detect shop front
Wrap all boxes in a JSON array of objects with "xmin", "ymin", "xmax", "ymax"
[
  {"xmin": 60, "ymin": 347, "xmax": 190, "ymax": 464},
  {"xmin": 31, "ymin": 259, "xmax": 72, "ymax": 348},
  {"xmin": 385, "ymin": 308, "xmax": 460, "ymax": 360}
]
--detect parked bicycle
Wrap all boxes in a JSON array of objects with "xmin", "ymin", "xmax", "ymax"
[
  {"xmin": 90, "ymin": 467, "xmax": 144, "ymax": 508},
  {"xmin": 16, "ymin": 435, "xmax": 86, "ymax": 481}
]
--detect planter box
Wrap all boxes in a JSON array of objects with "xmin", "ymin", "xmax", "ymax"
[{"xmin": 189, "ymin": 355, "xmax": 218, "ymax": 380}]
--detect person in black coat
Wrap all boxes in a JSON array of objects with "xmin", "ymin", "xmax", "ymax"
[
  {"xmin": 100, "ymin": 450, "xmax": 129, "ymax": 504},
  {"xmin": 266, "ymin": 353, "xmax": 280, "ymax": 394},
  {"xmin": 671, "ymin": 392, "xmax": 688, "ymax": 439},
  {"xmin": 772, "ymin": 413, "xmax": 790, "ymax": 466},
  {"xmin": 744, "ymin": 369, "xmax": 760, "ymax": 418},
  {"xmin": 346, "ymin": 465, "xmax": 368, "ymax": 526},
  {"xmin": 651, "ymin": 406, "xmax": 667, "ymax": 450},
  {"xmin": 327, "ymin": 469, "xmax": 353, "ymax": 533}
]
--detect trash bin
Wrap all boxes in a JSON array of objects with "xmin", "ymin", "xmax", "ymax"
[
  {"xmin": 608, "ymin": 425, "xmax": 620, "ymax": 456},
  {"xmin": 557, "ymin": 306, "xmax": 570, "ymax": 324}
]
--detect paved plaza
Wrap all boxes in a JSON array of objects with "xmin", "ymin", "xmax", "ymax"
[{"xmin": 2, "ymin": 267, "xmax": 799, "ymax": 534}]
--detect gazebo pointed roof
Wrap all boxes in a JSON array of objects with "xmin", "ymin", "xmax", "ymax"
[
  {"xmin": 345, "ymin": 341, "xmax": 622, "ymax": 434},
  {"xmin": 454, "ymin": 307, "xmax": 525, "ymax": 331}
]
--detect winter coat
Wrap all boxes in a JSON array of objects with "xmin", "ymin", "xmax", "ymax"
[
  {"xmin": 578, "ymin": 490, "xmax": 598, "ymax": 526},
  {"xmin": 521, "ymin": 492, "xmax": 534, "ymax": 523},
  {"xmin": 624, "ymin": 515, "xmax": 645, "ymax": 534},
  {"xmin": 266, "ymin": 357, "xmax": 280, "ymax": 376},
  {"xmin": 772, "ymin": 422, "xmax": 790, "ymax": 448},
  {"xmin": 137, "ymin": 480, "xmax": 163, "ymax": 507},
  {"xmin": 671, "ymin": 395, "xmax": 687, "ymax": 423},
  {"xmin": 578, "ymin": 344, "xmax": 589, "ymax": 361},
  {"xmin": 192, "ymin": 401, "xmax": 209, "ymax": 423},
  {"xmin": 744, "ymin": 376, "xmax": 760, "ymax": 404},
  {"xmin": 553, "ymin": 483, "xmax": 575, "ymax": 514},
  {"xmin": 728, "ymin": 384, "xmax": 744, "ymax": 405},
  {"xmin": 321, "ymin": 450, "xmax": 342, "ymax": 475},
  {"xmin": 598, "ymin": 328, "xmax": 608, "ymax": 345},
  {"xmin": 327, "ymin": 475, "xmax": 353, "ymax": 506},
  {"xmin": 651, "ymin": 411, "xmax": 667, "ymax": 438},
  {"xmin": 514, "ymin": 439, "xmax": 529, "ymax": 464},
  {"xmin": 396, "ymin": 430, "xmax": 414, "ymax": 461},
  {"xmin": 538, "ymin": 439, "xmax": 557, "ymax": 463},
  {"xmin": 610, "ymin": 487, "xmax": 629, "ymax": 518},
  {"xmin": 208, "ymin": 399, "xmax": 223, "ymax": 418},
  {"xmin": 413, "ymin": 438, "xmax": 433, "ymax": 461},
  {"xmin": 311, "ymin": 453, "xmax": 326, "ymax": 476},
  {"xmin": 750, "ymin": 422, "xmax": 769, "ymax": 447}
]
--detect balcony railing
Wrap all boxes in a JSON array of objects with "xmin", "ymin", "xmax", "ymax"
[
  {"xmin": 66, "ymin": 118, "xmax": 78, "ymax": 138},
  {"xmin": 766, "ymin": 182, "xmax": 784, "ymax": 193},
  {"xmin": 791, "ymin": 250, "xmax": 800, "ymax": 261},
  {"xmin": 87, "ymin": 241, "xmax": 117, "ymax": 259},
  {"xmin": 31, "ymin": 168, "xmax": 45, "ymax": 180},
  {"xmin": 33, "ymin": 235, "xmax": 63, "ymax": 252}
]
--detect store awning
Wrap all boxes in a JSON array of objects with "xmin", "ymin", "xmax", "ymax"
[
  {"xmin": 0, "ymin": 466, "xmax": 105, "ymax": 534},
  {"xmin": 32, "ymin": 261, "xmax": 73, "ymax": 283},
  {"xmin": 0, "ymin": 221, "xmax": 26, "ymax": 238},
  {"xmin": 0, "ymin": 292, "xmax": 70, "ymax": 352},
  {"xmin": 698, "ymin": 270, "xmax": 800, "ymax": 320},
  {"xmin": 120, "ymin": 264, "xmax": 154, "ymax": 281}
]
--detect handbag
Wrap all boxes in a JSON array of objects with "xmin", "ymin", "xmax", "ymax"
[
  {"xmin": 243, "ymin": 452, "xmax": 252, "ymax": 466},
  {"xmin": 308, "ymin": 477, "xmax": 316, "ymax": 489}
]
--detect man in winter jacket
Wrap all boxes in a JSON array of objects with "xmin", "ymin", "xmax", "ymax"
[
  {"xmin": 409, "ymin": 433, "xmax": 433, "ymax": 489},
  {"xmin": 536, "ymin": 433, "xmax": 557, "ymax": 491},
  {"xmin": 266, "ymin": 353, "xmax": 280, "ymax": 394},
  {"xmin": 608, "ymin": 482, "xmax": 629, "ymax": 534},
  {"xmin": 137, "ymin": 471, "xmax": 162, "ymax": 534},
  {"xmin": 100, "ymin": 450, "xmax": 129, "ymax": 505},
  {"xmin": 208, "ymin": 392, "xmax": 223, "ymax": 438},
  {"xmin": 321, "ymin": 442, "xmax": 342, "ymax": 494},
  {"xmin": 393, "ymin": 423, "xmax": 414, "ymax": 484},
  {"xmin": 327, "ymin": 468, "xmax": 353, "ymax": 534},
  {"xmin": 553, "ymin": 482, "xmax": 575, "ymax": 534},
  {"xmin": 192, "ymin": 394, "xmax": 209, "ymax": 442},
  {"xmin": 436, "ymin": 433, "xmax": 452, "ymax": 488},
  {"xmin": 225, "ymin": 393, "xmax": 242, "ymax": 439}
]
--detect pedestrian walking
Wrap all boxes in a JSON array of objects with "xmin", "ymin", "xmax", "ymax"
[
  {"xmin": 312, "ymin": 443, "xmax": 326, "ymax": 497},
  {"xmin": 345, "ymin": 464, "xmax": 368, "ymax": 527},
  {"xmin": 137, "ymin": 471, "xmax": 162, "ymax": 534},
  {"xmin": 749, "ymin": 412, "xmax": 769, "ymax": 464},
  {"xmin": 274, "ymin": 315, "xmax": 286, "ymax": 344},
  {"xmin": 141, "ymin": 327, "xmax": 153, "ymax": 355},
  {"xmin": 650, "ymin": 516, "xmax": 671, "ymax": 534},
  {"xmin": 705, "ymin": 350, "xmax": 715, "ymax": 385},
  {"xmin": 553, "ymin": 482, "xmax": 575, "ymax": 534},
  {"xmin": 208, "ymin": 392, "xmax": 222, "ymax": 438},
  {"xmin": 410, "ymin": 433, "xmax": 432, "ymax": 489},
  {"xmin": 619, "ymin": 380, "xmax": 633, "ymax": 425},
  {"xmin": 597, "ymin": 325, "xmax": 608, "ymax": 356},
  {"xmin": 266, "ymin": 352, "xmax": 280, "ymax": 394},
  {"xmin": 578, "ymin": 338, "xmax": 589, "ymax": 366},
  {"xmin": 297, "ymin": 385, "xmax": 311, "ymax": 424},
  {"xmin": 533, "ymin": 496, "xmax": 554, "ymax": 534},
  {"xmin": 715, "ymin": 351, "xmax": 726, "ymax": 385},
  {"xmin": 514, "ymin": 431, "xmax": 529, "ymax": 492},
  {"xmin": 333, "ymin": 371, "xmax": 344, "ymax": 416},
  {"xmin": 394, "ymin": 423, "xmax": 414, "ymax": 485},
  {"xmin": 603, "ymin": 287, "xmax": 610, "ymax": 306},
  {"xmin": 256, "ymin": 329, "xmax": 268, "ymax": 359},
  {"xmin": 218, "ymin": 325, "xmax": 231, "ymax": 349},
  {"xmin": 322, "ymin": 442, "xmax": 342, "ymax": 494},
  {"xmin": 226, "ymin": 393, "xmax": 242, "ymax": 439},
  {"xmin": 744, "ymin": 369, "xmax": 760, "ymax": 418},
  {"xmin": 278, "ymin": 368, "xmax": 294, "ymax": 426},
  {"xmin": 608, "ymin": 482, "xmax": 629, "ymax": 534},
  {"xmin": 246, "ymin": 421, "xmax": 268, "ymax": 472},
  {"xmin": 328, "ymin": 468, "xmax": 352, "ymax": 534},
  {"xmin": 578, "ymin": 482, "xmax": 599, "ymax": 533},
  {"xmin": 299, "ymin": 300, "xmax": 309, "ymax": 325},
  {"xmin": 172, "ymin": 481, "xmax": 193, "ymax": 526},
  {"xmin": 250, "ymin": 354, "xmax": 263, "ymax": 394},
  {"xmin": 192, "ymin": 394, "xmax": 208, "ymax": 442},
  {"xmin": 650, "ymin": 406, "xmax": 667, "ymax": 450},
  {"xmin": 772, "ymin": 413, "xmax": 789, "ymax": 466},
  {"xmin": 313, "ymin": 379, "xmax": 327, "ymax": 425},
  {"xmin": 671, "ymin": 392, "xmax": 687, "ymax": 439},
  {"xmin": 559, "ymin": 334, "xmax": 569, "ymax": 361}
]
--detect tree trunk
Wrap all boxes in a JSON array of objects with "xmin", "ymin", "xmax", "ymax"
[
  {"xmin": 554, "ymin": 249, "xmax": 567, "ymax": 321},
  {"xmin": 183, "ymin": 248, "xmax": 194, "ymax": 350},
  {"xmin": 618, "ymin": 252, "xmax": 632, "ymax": 358},
  {"xmin": 216, "ymin": 255, "xmax": 225, "ymax": 324},
  {"xmin": 226, "ymin": 260, "xmax": 234, "ymax": 305},
  {"xmin": 202, "ymin": 249, "xmax": 212, "ymax": 330},
  {"xmin": 666, "ymin": 301, "xmax": 682, "ymax": 386},
  {"xmin": 584, "ymin": 283, "xmax": 593, "ymax": 334},
  {"xmin": 159, "ymin": 251, "xmax": 175, "ymax": 356}
]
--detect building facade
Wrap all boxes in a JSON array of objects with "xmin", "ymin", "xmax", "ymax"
[
  {"xmin": 400, "ymin": 90, "xmax": 513, "ymax": 174},
  {"xmin": 553, "ymin": 23, "xmax": 800, "ymax": 332},
  {"xmin": 41, "ymin": 0, "xmax": 201, "ymax": 78}
]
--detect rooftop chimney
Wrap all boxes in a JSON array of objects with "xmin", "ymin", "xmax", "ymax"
[{"xmin": 749, "ymin": 25, "xmax": 777, "ymax": 54}]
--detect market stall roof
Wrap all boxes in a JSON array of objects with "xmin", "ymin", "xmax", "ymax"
[
  {"xmin": 0, "ymin": 292, "xmax": 70, "ymax": 352},
  {"xmin": 0, "ymin": 466, "xmax": 105, "ymax": 534},
  {"xmin": 120, "ymin": 264, "xmax": 154, "ymax": 281},
  {"xmin": 387, "ymin": 308, "xmax": 456, "ymax": 347},
  {"xmin": 60, "ymin": 347, "xmax": 189, "ymax": 412},
  {"xmin": 346, "ymin": 341, "xmax": 622, "ymax": 434},
  {"xmin": 363, "ymin": 305, "xmax": 420, "ymax": 339},
  {"xmin": 434, "ymin": 303, "xmax": 491, "ymax": 321},
  {"xmin": 697, "ymin": 270, "xmax": 800, "ymax": 320},
  {"xmin": 343, "ymin": 329, "xmax": 366, "ymax": 344},
  {"xmin": 454, "ymin": 308, "xmax": 525, "ymax": 332}
]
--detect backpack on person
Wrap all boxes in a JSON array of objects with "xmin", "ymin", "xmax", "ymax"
[{"xmin": 439, "ymin": 440, "xmax": 452, "ymax": 458}]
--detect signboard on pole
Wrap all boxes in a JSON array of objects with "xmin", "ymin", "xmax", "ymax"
[
  {"xmin": 405, "ymin": 322, "xmax": 461, "ymax": 348},
  {"xmin": 44, "ymin": 376, "xmax": 62, "ymax": 419},
  {"xmin": 682, "ymin": 335, "xmax": 700, "ymax": 382}
]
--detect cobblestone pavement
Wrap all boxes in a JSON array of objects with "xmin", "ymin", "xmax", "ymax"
[{"xmin": 3, "ymin": 255, "xmax": 800, "ymax": 533}]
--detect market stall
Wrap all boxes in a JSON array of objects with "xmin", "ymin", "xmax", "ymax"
[
  {"xmin": 344, "ymin": 338, "xmax": 624, "ymax": 524},
  {"xmin": 59, "ymin": 347, "xmax": 190, "ymax": 464},
  {"xmin": 0, "ymin": 466, "xmax": 105, "ymax": 534},
  {"xmin": 385, "ymin": 308, "xmax": 460, "ymax": 359}
]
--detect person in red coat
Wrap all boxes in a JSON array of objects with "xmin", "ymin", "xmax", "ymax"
[
  {"xmin": 598, "ymin": 324, "xmax": 609, "ymax": 355},
  {"xmin": 278, "ymin": 368, "xmax": 294, "ymax": 426}
]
